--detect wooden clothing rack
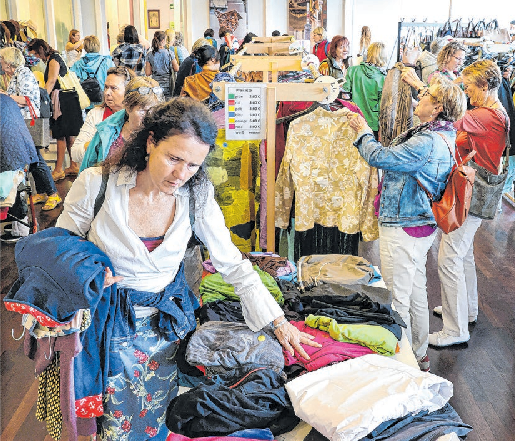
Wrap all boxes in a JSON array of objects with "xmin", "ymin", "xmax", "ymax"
[
  {"xmin": 244, "ymin": 42, "xmax": 293, "ymax": 55},
  {"xmin": 213, "ymin": 53, "xmax": 339, "ymax": 252}
]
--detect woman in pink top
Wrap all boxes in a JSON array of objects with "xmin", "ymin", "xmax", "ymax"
[{"xmin": 431, "ymin": 60, "xmax": 509, "ymax": 348}]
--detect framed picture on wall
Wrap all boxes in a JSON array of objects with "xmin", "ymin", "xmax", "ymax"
[{"xmin": 148, "ymin": 10, "xmax": 160, "ymax": 29}]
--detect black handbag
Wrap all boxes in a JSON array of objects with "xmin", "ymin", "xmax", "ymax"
[
  {"xmin": 81, "ymin": 59, "xmax": 105, "ymax": 103},
  {"xmin": 468, "ymin": 113, "xmax": 510, "ymax": 219}
]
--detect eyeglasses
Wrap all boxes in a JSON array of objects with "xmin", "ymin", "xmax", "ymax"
[
  {"xmin": 420, "ymin": 88, "xmax": 438, "ymax": 101},
  {"xmin": 452, "ymin": 56, "xmax": 465, "ymax": 63},
  {"xmin": 127, "ymin": 86, "xmax": 163, "ymax": 96}
]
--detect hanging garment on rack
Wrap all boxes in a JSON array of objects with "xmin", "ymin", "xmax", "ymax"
[
  {"xmin": 416, "ymin": 50, "xmax": 439, "ymax": 84},
  {"xmin": 262, "ymin": 101, "xmax": 366, "ymax": 253},
  {"xmin": 379, "ymin": 62, "xmax": 414, "ymax": 147},
  {"xmin": 204, "ymin": 130, "xmax": 261, "ymax": 252},
  {"xmin": 275, "ymin": 107, "xmax": 379, "ymax": 241}
]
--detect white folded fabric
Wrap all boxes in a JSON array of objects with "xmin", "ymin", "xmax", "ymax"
[{"xmin": 285, "ymin": 354, "xmax": 453, "ymax": 441}]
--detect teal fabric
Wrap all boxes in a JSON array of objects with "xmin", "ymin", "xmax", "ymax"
[
  {"xmin": 0, "ymin": 171, "xmax": 21, "ymax": 198},
  {"xmin": 200, "ymin": 265, "xmax": 284, "ymax": 305},
  {"xmin": 305, "ymin": 314, "xmax": 398, "ymax": 356},
  {"xmin": 343, "ymin": 63, "xmax": 386, "ymax": 131},
  {"xmin": 80, "ymin": 110, "xmax": 126, "ymax": 172},
  {"xmin": 71, "ymin": 54, "xmax": 115, "ymax": 109}
]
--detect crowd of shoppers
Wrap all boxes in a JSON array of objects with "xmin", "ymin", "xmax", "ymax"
[{"xmin": 1, "ymin": 16, "xmax": 514, "ymax": 441}]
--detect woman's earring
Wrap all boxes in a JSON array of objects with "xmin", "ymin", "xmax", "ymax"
[{"xmin": 145, "ymin": 154, "xmax": 149, "ymax": 161}]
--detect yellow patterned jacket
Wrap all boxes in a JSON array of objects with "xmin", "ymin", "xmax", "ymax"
[{"xmin": 275, "ymin": 107, "xmax": 379, "ymax": 241}]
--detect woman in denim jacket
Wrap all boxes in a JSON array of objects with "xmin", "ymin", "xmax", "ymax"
[{"xmin": 349, "ymin": 76, "xmax": 467, "ymax": 371}]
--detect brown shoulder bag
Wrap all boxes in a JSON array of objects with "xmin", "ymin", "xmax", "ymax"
[{"xmin": 419, "ymin": 132, "xmax": 476, "ymax": 234}]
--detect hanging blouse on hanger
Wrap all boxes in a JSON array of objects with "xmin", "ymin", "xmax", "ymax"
[{"xmin": 275, "ymin": 107, "xmax": 379, "ymax": 242}]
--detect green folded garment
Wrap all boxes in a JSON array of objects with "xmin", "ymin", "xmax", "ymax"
[
  {"xmin": 305, "ymin": 314, "xmax": 398, "ymax": 356},
  {"xmin": 200, "ymin": 265, "xmax": 284, "ymax": 305}
]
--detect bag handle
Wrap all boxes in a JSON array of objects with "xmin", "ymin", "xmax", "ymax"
[{"xmin": 24, "ymin": 96, "xmax": 38, "ymax": 126}]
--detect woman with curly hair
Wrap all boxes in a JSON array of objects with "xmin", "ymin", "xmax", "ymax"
[{"xmin": 57, "ymin": 98, "xmax": 319, "ymax": 440}]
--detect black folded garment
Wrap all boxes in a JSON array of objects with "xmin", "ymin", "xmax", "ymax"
[{"xmin": 166, "ymin": 366, "xmax": 299, "ymax": 437}]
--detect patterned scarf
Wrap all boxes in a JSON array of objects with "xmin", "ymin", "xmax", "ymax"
[{"xmin": 391, "ymin": 120, "xmax": 455, "ymax": 146}]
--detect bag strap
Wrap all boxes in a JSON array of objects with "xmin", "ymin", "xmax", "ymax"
[
  {"xmin": 24, "ymin": 96, "xmax": 37, "ymax": 125},
  {"xmin": 93, "ymin": 166, "xmax": 110, "ymax": 218}
]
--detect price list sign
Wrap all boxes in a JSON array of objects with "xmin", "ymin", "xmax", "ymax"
[{"xmin": 225, "ymin": 84, "xmax": 267, "ymax": 140}]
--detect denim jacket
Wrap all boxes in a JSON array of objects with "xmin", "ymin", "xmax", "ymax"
[
  {"xmin": 5, "ymin": 227, "xmax": 198, "ymax": 414},
  {"xmin": 354, "ymin": 128, "xmax": 455, "ymax": 227}
]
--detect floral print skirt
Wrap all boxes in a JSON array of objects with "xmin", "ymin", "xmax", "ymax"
[{"xmin": 98, "ymin": 314, "xmax": 179, "ymax": 440}]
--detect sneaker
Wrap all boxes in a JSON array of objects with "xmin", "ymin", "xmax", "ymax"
[
  {"xmin": 0, "ymin": 232, "xmax": 24, "ymax": 243},
  {"xmin": 32, "ymin": 193, "xmax": 49, "ymax": 204},
  {"xmin": 428, "ymin": 330, "xmax": 469, "ymax": 347},
  {"xmin": 52, "ymin": 170, "xmax": 66, "ymax": 181},
  {"xmin": 417, "ymin": 354, "xmax": 430, "ymax": 372},
  {"xmin": 41, "ymin": 194, "xmax": 62, "ymax": 211},
  {"xmin": 433, "ymin": 305, "xmax": 477, "ymax": 323}
]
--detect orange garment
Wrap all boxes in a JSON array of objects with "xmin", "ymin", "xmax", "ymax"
[{"xmin": 181, "ymin": 69, "xmax": 218, "ymax": 101}]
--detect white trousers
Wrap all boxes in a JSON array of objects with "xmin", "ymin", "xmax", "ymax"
[
  {"xmin": 379, "ymin": 225, "xmax": 437, "ymax": 360},
  {"xmin": 438, "ymin": 214, "xmax": 482, "ymax": 339}
]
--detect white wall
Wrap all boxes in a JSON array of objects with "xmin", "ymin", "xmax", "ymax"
[
  {"xmin": 246, "ymin": 0, "xmax": 265, "ymax": 37},
  {"xmin": 264, "ymin": 0, "xmax": 287, "ymax": 38}
]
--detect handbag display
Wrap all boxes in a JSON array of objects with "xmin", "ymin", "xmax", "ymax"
[
  {"xmin": 418, "ymin": 132, "xmax": 476, "ymax": 234},
  {"xmin": 58, "ymin": 70, "xmax": 90, "ymax": 109},
  {"xmin": 468, "ymin": 113, "xmax": 510, "ymax": 219},
  {"xmin": 24, "ymin": 96, "xmax": 51, "ymax": 147}
]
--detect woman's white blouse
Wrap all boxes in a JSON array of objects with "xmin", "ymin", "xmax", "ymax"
[{"xmin": 56, "ymin": 167, "xmax": 283, "ymax": 331}]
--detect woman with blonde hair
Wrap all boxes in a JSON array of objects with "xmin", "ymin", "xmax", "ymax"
[
  {"xmin": 349, "ymin": 75, "xmax": 467, "ymax": 371},
  {"xmin": 430, "ymin": 40, "xmax": 466, "ymax": 83},
  {"xmin": 81, "ymin": 76, "xmax": 164, "ymax": 171},
  {"xmin": 343, "ymin": 42, "xmax": 387, "ymax": 138},
  {"xmin": 430, "ymin": 60, "xmax": 509, "ymax": 347},
  {"xmin": 312, "ymin": 26, "xmax": 330, "ymax": 63},
  {"xmin": 65, "ymin": 29, "xmax": 83, "ymax": 67},
  {"xmin": 0, "ymin": 46, "xmax": 62, "ymax": 212},
  {"xmin": 358, "ymin": 26, "xmax": 371, "ymax": 62}
]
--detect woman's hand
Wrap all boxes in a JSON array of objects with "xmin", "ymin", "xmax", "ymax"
[
  {"xmin": 401, "ymin": 67, "xmax": 425, "ymax": 90},
  {"xmin": 103, "ymin": 267, "xmax": 123, "ymax": 288},
  {"xmin": 273, "ymin": 318, "xmax": 321, "ymax": 360},
  {"xmin": 348, "ymin": 113, "xmax": 370, "ymax": 133}
]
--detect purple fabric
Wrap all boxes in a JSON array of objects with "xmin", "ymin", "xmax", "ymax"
[
  {"xmin": 25, "ymin": 332, "xmax": 83, "ymax": 440},
  {"xmin": 283, "ymin": 321, "xmax": 375, "ymax": 372},
  {"xmin": 259, "ymin": 140, "xmax": 268, "ymax": 249},
  {"xmin": 402, "ymin": 225, "xmax": 436, "ymax": 238}
]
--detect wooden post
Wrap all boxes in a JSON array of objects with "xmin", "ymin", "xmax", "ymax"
[{"xmin": 266, "ymin": 86, "xmax": 277, "ymax": 252}]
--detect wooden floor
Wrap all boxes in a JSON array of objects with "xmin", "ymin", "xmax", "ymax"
[{"xmin": 1, "ymin": 175, "xmax": 514, "ymax": 441}]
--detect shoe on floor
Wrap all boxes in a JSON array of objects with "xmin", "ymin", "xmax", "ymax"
[
  {"xmin": 433, "ymin": 305, "xmax": 477, "ymax": 323},
  {"xmin": 32, "ymin": 193, "xmax": 49, "ymax": 204},
  {"xmin": 41, "ymin": 194, "xmax": 62, "ymax": 211},
  {"xmin": 428, "ymin": 331, "xmax": 469, "ymax": 347},
  {"xmin": 52, "ymin": 170, "xmax": 66, "ymax": 181},
  {"xmin": 417, "ymin": 354, "xmax": 430, "ymax": 372},
  {"xmin": 64, "ymin": 165, "xmax": 79, "ymax": 176},
  {"xmin": 0, "ymin": 232, "xmax": 25, "ymax": 243}
]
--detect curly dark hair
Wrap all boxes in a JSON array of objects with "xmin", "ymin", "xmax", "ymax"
[
  {"xmin": 108, "ymin": 97, "xmax": 218, "ymax": 190},
  {"xmin": 27, "ymin": 38, "xmax": 56, "ymax": 58}
]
